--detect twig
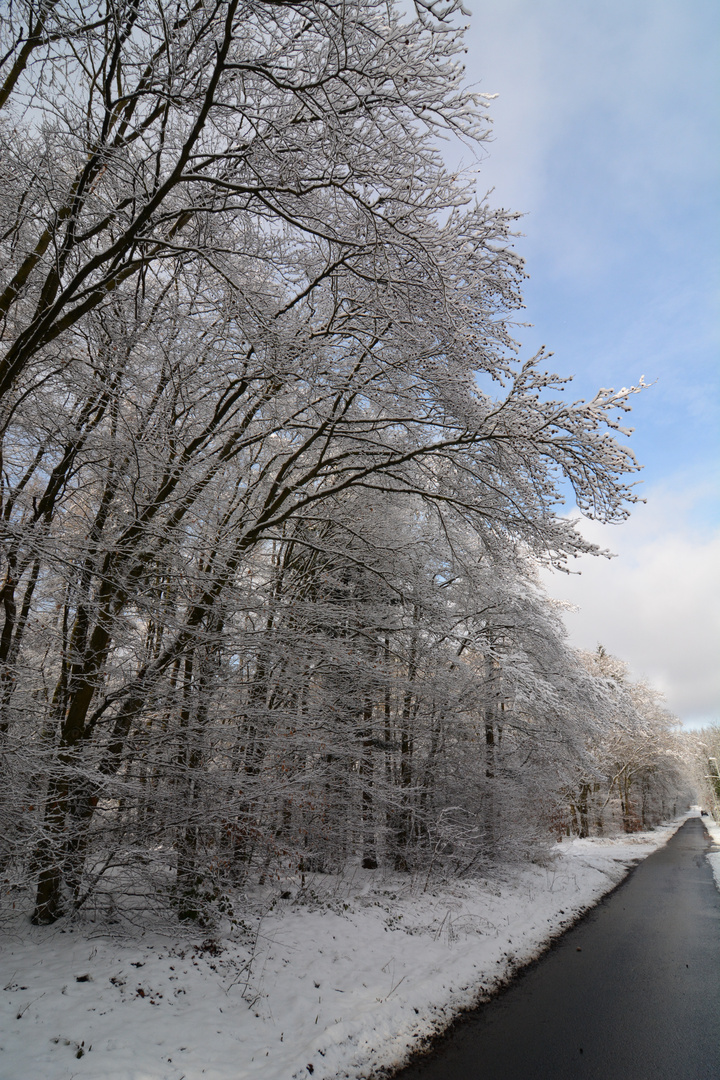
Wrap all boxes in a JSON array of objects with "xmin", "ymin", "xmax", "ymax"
[{"xmin": 385, "ymin": 974, "xmax": 406, "ymax": 1000}]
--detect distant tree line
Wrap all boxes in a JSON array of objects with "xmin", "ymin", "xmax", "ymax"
[{"xmin": 685, "ymin": 725, "xmax": 720, "ymax": 820}]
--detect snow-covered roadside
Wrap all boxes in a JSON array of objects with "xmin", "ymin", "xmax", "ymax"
[
  {"xmin": 0, "ymin": 819, "xmax": 688, "ymax": 1080},
  {"xmin": 704, "ymin": 814, "xmax": 720, "ymax": 890}
]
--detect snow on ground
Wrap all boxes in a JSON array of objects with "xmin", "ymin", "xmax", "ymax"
[
  {"xmin": 704, "ymin": 814, "xmax": 720, "ymax": 890},
  {"xmin": 0, "ymin": 818, "xmax": 696, "ymax": 1080}
]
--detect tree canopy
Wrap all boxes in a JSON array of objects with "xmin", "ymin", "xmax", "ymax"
[{"xmin": 0, "ymin": 0, "xmax": 688, "ymax": 926}]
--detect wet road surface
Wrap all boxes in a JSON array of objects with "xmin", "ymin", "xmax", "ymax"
[{"xmin": 391, "ymin": 817, "xmax": 720, "ymax": 1080}]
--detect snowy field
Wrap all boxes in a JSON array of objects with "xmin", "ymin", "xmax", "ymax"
[{"xmin": 1, "ymin": 815, "xmax": 714, "ymax": 1080}]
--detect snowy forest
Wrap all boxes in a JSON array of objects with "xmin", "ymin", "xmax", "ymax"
[{"xmin": 0, "ymin": 0, "xmax": 698, "ymax": 931}]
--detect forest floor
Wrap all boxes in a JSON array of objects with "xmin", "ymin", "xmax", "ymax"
[{"xmin": 1, "ymin": 814, "xmax": 716, "ymax": 1080}]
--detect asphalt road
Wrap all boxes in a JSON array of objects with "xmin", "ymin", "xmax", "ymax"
[{"xmin": 391, "ymin": 817, "xmax": 720, "ymax": 1080}]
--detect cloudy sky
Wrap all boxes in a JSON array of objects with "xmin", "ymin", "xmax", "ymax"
[{"xmin": 458, "ymin": 0, "xmax": 719, "ymax": 727}]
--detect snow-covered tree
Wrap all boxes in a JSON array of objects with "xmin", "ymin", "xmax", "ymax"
[
  {"xmin": 0, "ymin": 0, "xmax": 663, "ymax": 924},
  {"xmin": 564, "ymin": 648, "xmax": 689, "ymax": 836},
  {"xmin": 681, "ymin": 725, "xmax": 720, "ymax": 820}
]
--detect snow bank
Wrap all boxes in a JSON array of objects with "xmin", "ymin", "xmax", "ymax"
[
  {"xmin": 0, "ymin": 820, "xmax": 685, "ymax": 1080},
  {"xmin": 704, "ymin": 814, "xmax": 720, "ymax": 891}
]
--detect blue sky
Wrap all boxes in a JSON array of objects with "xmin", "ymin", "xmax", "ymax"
[{"xmin": 458, "ymin": 0, "xmax": 720, "ymax": 726}]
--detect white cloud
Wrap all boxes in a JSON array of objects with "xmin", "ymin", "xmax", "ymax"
[{"xmin": 540, "ymin": 479, "xmax": 720, "ymax": 728}]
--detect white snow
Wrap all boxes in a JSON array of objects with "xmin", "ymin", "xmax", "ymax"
[
  {"xmin": 0, "ymin": 819, "xmax": 693, "ymax": 1080},
  {"xmin": 704, "ymin": 814, "xmax": 720, "ymax": 890}
]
